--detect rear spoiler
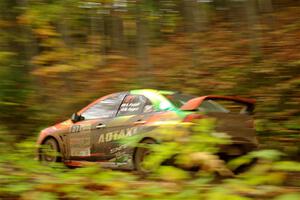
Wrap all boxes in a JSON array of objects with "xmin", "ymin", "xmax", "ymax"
[{"xmin": 180, "ymin": 95, "xmax": 256, "ymax": 113}]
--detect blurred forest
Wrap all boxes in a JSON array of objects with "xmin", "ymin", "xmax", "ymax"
[
  {"xmin": 1, "ymin": 0, "xmax": 300, "ymax": 199},
  {"xmin": 0, "ymin": 0, "xmax": 300, "ymax": 144}
]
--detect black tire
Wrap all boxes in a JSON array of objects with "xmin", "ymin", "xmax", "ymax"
[
  {"xmin": 134, "ymin": 139, "xmax": 156, "ymax": 173},
  {"xmin": 39, "ymin": 138, "xmax": 60, "ymax": 163}
]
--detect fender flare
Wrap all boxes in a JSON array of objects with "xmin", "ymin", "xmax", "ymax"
[{"xmin": 38, "ymin": 134, "xmax": 66, "ymax": 161}]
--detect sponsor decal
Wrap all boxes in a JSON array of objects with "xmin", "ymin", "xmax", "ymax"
[
  {"xmin": 70, "ymin": 125, "xmax": 80, "ymax": 133},
  {"xmin": 120, "ymin": 102, "xmax": 141, "ymax": 112},
  {"xmin": 69, "ymin": 124, "xmax": 92, "ymax": 156},
  {"xmin": 70, "ymin": 124, "xmax": 92, "ymax": 133},
  {"xmin": 98, "ymin": 127, "xmax": 139, "ymax": 143},
  {"xmin": 69, "ymin": 132, "xmax": 91, "ymax": 157},
  {"xmin": 110, "ymin": 144, "xmax": 127, "ymax": 154},
  {"xmin": 70, "ymin": 148, "xmax": 90, "ymax": 157},
  {"xmin": 109, "ymin": 152, "xmax": 131, "ymax": 164}
]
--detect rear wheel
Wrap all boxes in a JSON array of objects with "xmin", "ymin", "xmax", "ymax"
[
  {"xmin": 134, "ymin": 139, "xmax": 156, "ymax": 173},
  {"xmin": 40, "ymin": 138, "xmax": 60, "ymax": 163}
]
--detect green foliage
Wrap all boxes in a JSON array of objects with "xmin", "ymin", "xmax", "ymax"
[
  {"xmin": 273, "ymin": 161, "xmax": 300, "ymax": 172},
  {"xmin": 274, "ymin": 193, "xmax": 300, "ymax": 200},
  {"xmin": 0, "ymin": 120, "xmax": 300, "ymax": 199},
  {"xmin": 0, "ymin": 0, "xmax": 299, "ymax": 143},
  {"xmin": 1, "ymin": 0, "xmax": 300, "ymax": 199}
]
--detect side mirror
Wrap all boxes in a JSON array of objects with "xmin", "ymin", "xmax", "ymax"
[{"xmin": 71, "ymin": 113, "xmax": 84, "ymax": 123}]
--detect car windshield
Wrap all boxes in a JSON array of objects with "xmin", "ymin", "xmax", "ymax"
[{"xmin": 163, "ymin": 93, "xmax": 228, "ymax": 113}]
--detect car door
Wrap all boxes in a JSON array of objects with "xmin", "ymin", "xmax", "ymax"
[
  {"xmin": 67, "ymin": 92, "xmax": 127, "ymax": 161},
  {"xmin": 67, "ymin": 119, "xmax": 98, "ymax": 161},
  {"xmin": 91, "ymin": 94, "xmax": 154, "ymax": 162}
]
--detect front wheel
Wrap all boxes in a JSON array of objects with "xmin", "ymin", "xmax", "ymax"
[{"xmin": 39, "ymin": 138, "xmax": 60, "ymax": 163}]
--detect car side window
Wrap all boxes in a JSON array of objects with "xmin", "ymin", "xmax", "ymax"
[
  {"xmin": 81, "ymin": 92, "xmax": 126, "ymax": 120},
  {"xmin": 198, "ymin": 100, "xmax": 229, "ymax": 113},
  {"xmin": 143, "ymin": 100, "xmax": 155, "ymax": 113},
  {"xmin": 117, "ymin": 95, "xmax": 154, "ymax": 116}
]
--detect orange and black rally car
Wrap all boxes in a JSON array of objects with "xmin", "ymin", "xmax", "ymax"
[{"xmin": 37, "ymin": 89, "xmax": 258, "ymax": 171}]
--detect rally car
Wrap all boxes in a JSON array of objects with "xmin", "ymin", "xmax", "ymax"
[{"xmin": 37, "ymin": 89, "xmax": 258, "ymax": 171}]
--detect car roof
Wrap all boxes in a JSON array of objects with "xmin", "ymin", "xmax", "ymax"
[{"xmin": 130, "ymin": 89, "xmax": 177, "ymax": 95}]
